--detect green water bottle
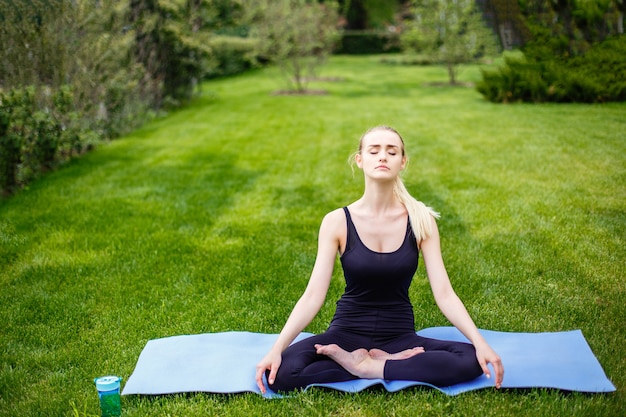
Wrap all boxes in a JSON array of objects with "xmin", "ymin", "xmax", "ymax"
[{"xmin": 94, "ymin": 376, "xmax": 122, "ymax": 417}]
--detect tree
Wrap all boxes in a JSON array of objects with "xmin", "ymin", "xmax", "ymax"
[
  {"xmin": 129, "ymin": 0, "xmax": 217, "ymax": 106},
  {"xmin": 339, "ymin": 0, "xmax": 404, "ymax": 29},
  {"xmin": 401, "ymin": 0, "xmax": 499, "ymax": 85},
  {"xmin": 480, "ymin": 0, "xmax": 529, "ymax": 50},
  {"xmin": 518, "ymin": 0, "xmax": 625, "ymax": 58},
  {"xmin": 0, "ymin": 0, "xmax": 254, "ymax": 195},
  {"xmin": 246, "ymin": 0, "xmax": 340, "ymax": 93}
]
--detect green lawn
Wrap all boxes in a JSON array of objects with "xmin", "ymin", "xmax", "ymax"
[{"xmin": 1, "ymin": 55, "xmax": 624, "ymax": 416}]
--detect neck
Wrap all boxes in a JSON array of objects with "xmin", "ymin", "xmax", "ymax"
[{"xmin": 357, "ymin": 179, "xmax": 400, "ymax": 215}]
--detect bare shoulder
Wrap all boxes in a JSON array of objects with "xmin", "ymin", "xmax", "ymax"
[
  {"xmin": 318, "ymin": 208, "xmax": 347, "ymax": 252},
  {"xmin": 418, "ymin": 214, "xmax": 441, "ymax": 251},
  {"xmin": 320, "ymin": 208, "xmax": 346, "ymax": 232}
]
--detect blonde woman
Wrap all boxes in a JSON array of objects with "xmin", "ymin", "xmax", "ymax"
[{"xmin": 256, "ymin": 126, "xmax": 503, "ymax": 393}]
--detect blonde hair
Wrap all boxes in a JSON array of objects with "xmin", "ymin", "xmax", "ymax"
[{"xmin": 355, "ymin": 126, "xmax": 440, "ymax": 243}]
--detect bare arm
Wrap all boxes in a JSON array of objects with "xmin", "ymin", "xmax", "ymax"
[
  {"xmin": 255, "ymin": 210, "xmax": 343, "ymax": 393},
  {"xmin": 420, "ymin": 217, "xmax": 504, "ymax": 388}
]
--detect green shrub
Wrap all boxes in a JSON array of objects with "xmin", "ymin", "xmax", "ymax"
[
  {"xmin": 335, "ymin": 30, "xmax": 401, "ymax": 54},
  {"xmin": 0, "ymin": 105, "xmax": 21, "ymax": 195},
  {"xmin": 477, "ymin": 36, "xmax": 626, "ymax": 103},
  {"xmin": 563, "ymin": 35, "xmax": 626, "ymax": 102},
  {"xmin": 206, "ymin": 35, "xmax": 260, "ymax": 78},
  {"xmin": 477, "ymin": 51, "xmax": 551, "ymax": 103},
  {"xmin": 0, "ymin": 85, "xmax": 93, "ymax": 195},
  {"xmin": 129, "ymin": 0, "xmax": 215, "ymax": 105},
  {"xmin": 31, "ymin": 110, "xmax": 62, "ymax": 171},
  {"xmin": 0, "ymin": 87, "xmax": 34, "ymax": 192}
]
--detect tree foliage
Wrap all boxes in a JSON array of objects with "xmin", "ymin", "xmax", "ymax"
[
  {"xmin": 518, "ymin": 0, "xmax": 625, "ymax": 58},
  {"xmin": 340, "ymin": 0, "xmax": 404, "ymax": 29},
  {"xmin": 477, "ymin": 0, "xmax": 626, "ymax": 103},
  {"xmin": 0, "ymin": 0, "xmax": 145, "ymax": 118},
  {"xmin": 246, "ymin": 0, "xmax": 341, "ymax": 92},
  {"xmin": 0, "ymin": 0, "xmax": 254, "ymax": 196},
  {"xmin": 0, "ymin": 0, "xmax": 152, "ymax": 194},
  {"xmin": 129, "ymin": 0, "xmax": 217, "ymax": 107},
  {"xmin": 480, "ymin": 0, "xmax": 530, "ymax": 49},
  {"xmin": 401, "ymin": 0, "xmax": 500, "ymax": 85}
]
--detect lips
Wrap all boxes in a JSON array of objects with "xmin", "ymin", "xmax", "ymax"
[{"xmin": 375, "ymin": 165, "xmax": 389, "ymax": 170}]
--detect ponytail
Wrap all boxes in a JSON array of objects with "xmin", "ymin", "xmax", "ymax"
[{"xmin": 393, "ymin": 176, "xmax": 440, "ymax": 243}]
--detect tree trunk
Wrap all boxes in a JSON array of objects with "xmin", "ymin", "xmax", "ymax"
[{"xmin": 447, "ymin": 62, "xmax": 457, "ymax": 85}]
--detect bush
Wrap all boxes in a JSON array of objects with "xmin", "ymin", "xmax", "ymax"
[
  {"xmin": 563, "ymin": 36, "xmax": 626, "ymax": 102},
  {"xmin": 335, "ymin": 30, "xmax": 401, "ymax": 54},
  {"xmin": 0, "ymin": 106, "xmax": 21, "ymax": 196},
  {"xmin": 0, "ymin": 85, "xmax": 89, "ymax": 195},
  {"xmin": 205, "ymin": 35, "xmax": 260, "ymax": 78},
  {"xmin": 0, "ymin": 0, "xmax": 157, "ymax": 196},
  {"xmin": 476, "ymin": 36, "xmax": 626, "ymax": 103},
  {"xmin": 477, "ymin": 52, "xmax": 549, "ymax": 103},
  {"xmin": 0, "ymin": 1, "xmax": 258, "ymax": 197}
]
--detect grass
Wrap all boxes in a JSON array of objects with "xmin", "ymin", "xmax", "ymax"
[{"xmin": 1, "ymin": 55, "xmax": 624, "ymax": 416}]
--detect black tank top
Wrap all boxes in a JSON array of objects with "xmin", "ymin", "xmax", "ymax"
[{"xmin": 329, "ymin": 207, "xmax": 419, "ymax": 337}]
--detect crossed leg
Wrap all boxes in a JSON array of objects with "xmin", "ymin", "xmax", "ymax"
[{"xmin": 270, "ymin": 331, "xmax": 481, "ymax": 392}]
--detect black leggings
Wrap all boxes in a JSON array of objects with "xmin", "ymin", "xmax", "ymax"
[{"xmin": 269, "ymin": 328, "xmax": 483, "ymax": 392}]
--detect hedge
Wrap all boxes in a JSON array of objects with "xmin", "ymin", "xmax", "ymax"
[{"xmin": 477, "ymin": 36, "xmax": 626, "ymax": 103}]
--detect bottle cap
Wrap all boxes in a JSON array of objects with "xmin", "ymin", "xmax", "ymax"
[{"xmin": 94, "ymin": 376, "xmax": 121, "ymax": 392}]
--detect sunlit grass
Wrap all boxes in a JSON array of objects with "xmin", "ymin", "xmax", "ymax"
[{"xmin": 1, "ymin": 55, "xmax": 624, "ymax": 416}]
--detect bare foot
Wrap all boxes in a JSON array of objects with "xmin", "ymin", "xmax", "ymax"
[
  {"xmin": 315, "ymin": 344, "xmax": 385, "ymax": 379},
  {"xmin": 369, "ymin": 347, "xmax": 425, "ymax": 360}
]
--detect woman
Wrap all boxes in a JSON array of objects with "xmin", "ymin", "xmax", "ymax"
[{"xmin": 255, "ymin": 126, "xmax": 503, "ymax": 394}]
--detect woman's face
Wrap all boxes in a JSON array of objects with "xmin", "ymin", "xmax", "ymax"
[{"xmin": 356, "ymin": 129, "xmax": 406, "ymax": 180}]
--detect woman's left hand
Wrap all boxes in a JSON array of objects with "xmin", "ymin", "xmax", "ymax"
[{"xmin": 475, "ymin": 344, "xmax": 504, "ymax": 389}]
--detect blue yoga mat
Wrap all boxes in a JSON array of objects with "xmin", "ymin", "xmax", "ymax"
[{"xmin": 121, "ymin": 327, "xmax": 615, "ymax": 397}]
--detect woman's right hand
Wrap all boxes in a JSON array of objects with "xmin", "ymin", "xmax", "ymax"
[{"xmin": 255, "ymin": 350, "xmax": 282, "ymax": 394}]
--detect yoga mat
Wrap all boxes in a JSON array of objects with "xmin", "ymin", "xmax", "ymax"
[{"xmin": 121, "ymin": 327, "xmax": 615, "ymax": 397}]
